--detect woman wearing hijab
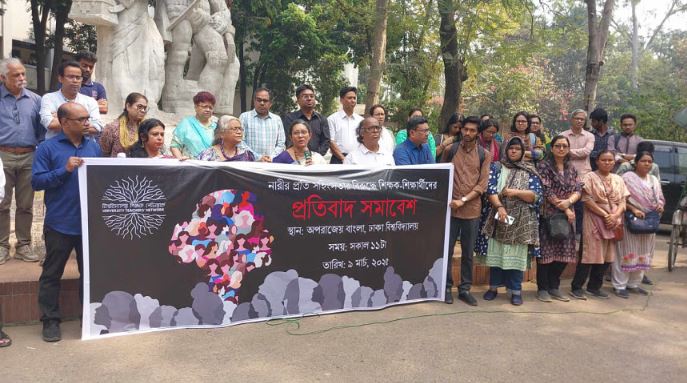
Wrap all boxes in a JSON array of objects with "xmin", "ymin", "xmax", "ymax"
[{"xmin": 476, "ymin": 136, "xmax": 543, "ymax": 305}]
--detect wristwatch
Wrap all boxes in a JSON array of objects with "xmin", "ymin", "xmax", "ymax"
[{"xmin": 461, "ymin": 197, "xmax": 468, "ymax": 203}]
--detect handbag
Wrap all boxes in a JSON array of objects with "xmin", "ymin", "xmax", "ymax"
[
  {"xmin": 625, "ymin": 210, "xmax": 660, "ymax": 234},
  {"xmin": 546, "ymin": 212, "xmax": 571, "ymax": 240}
]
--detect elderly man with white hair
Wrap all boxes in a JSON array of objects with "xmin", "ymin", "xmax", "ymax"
[{"xmin": 0, "ymin": 58, "xmax": 43, "ymax": 264}]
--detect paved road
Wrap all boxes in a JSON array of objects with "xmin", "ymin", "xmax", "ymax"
[{"xmin": 1, "ymin": 234, "xmax": 686, "ymax": 383}]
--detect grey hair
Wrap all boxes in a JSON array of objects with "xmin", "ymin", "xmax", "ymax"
[
  {"xmin": 212, "ymin": 115, "xmax": 241, "ymax": 145},
  {"xmin": 571, "ymin": 109, "xmax": 588, "ymax": 119},
  {"xmin": 0, "ymin": 58, "xmax": 23, "ymax": 78}
]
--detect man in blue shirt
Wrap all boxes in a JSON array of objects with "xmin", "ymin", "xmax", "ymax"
[
  {"xmin": 393, "ymin": 116, "xmax": 435, "ymax": 165},
  {"xmin": 32, "ymin": 102, "xmax": 101, "ymax": 342},
  {"xmin": 75, "ymin": 51, "xmax": 107, "ymax": 114},
  {"xmin": 0, "ymin": 58, "xmax": 43, "ymax": 264}
]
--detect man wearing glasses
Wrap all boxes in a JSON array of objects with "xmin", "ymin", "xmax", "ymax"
[
  {"xmin": 39, "ymin": 61, "xmax": 102, "ymax": 140},
  {"xmin": 0, "ymin": 58, "xmax": 43, "ymax": 264},
  {"xmin": 239, "ymin": 87, "xmax": 284, "ymax": 162},
  {"xmin": 32, "ymin": 102, "xmax": 101, "ymax": 342},
  {"xmin": 282, "ymin": 84, "xmax": 331, "ymax": 156},
  {"xmin": 393, "ymin": 116, "xmax": 435, "ymax": 165},
  {"xmin": 343, "ymin": 117, "xmax": 394, "ymax": 165}
]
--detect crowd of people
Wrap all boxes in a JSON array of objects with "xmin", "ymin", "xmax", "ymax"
[{"xmin": 0, "ymin": 53, "xmax": 666, "ymax": 346}]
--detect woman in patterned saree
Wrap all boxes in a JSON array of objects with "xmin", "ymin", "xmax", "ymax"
[
  {"xmin": 536, "ymin": 135, "xmax": 582, "ymax": 302},
  {"xmin": 612, "ymin": 151, "xmax": 665, "ymax": 298},
  {"xmin": 478, "ymin": 136, "xmax": 543, "ymax": 306}
]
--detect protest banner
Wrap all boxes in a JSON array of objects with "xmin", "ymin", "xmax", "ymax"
[{"xmin": 79, "ymin": 160, "xmax": 453, "ymax": 339}]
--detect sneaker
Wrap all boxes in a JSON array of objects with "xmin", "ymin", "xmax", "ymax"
[
  {"xmin": 511, "ymin": 294, "xmax": 523, "ymax": 306},
  {"xmin": 14, "ymin": 246, "xmax": 40, "ymax": 262},
  {"xmin": 536, "ymin": 290, "xmax": 552, "ymax": 302},
  {"xmin": 458, "ymin": 291, "xmax": 478, "ymax": 306},
  {"xmin": 444, "ymin": 288, "xmax": 454, "ymax": 304},
  {"xmin": 641, "ymin": 275, "xmax": 653, "ymax": 285},
  {"xmin": 613, "ymin": 288, "xmax": 629, "ymax": 299},
  {"xmin": 0, "ymin": 330, "xmax": 11, "ymax": 348},
  {"xmin": 586, "ymin": 289, "xmax": 609, "ymax": 299},
  {"xmin": 569, "ymin": 289, "xmax": 587, "ymax": 300},
  {"xmin": 42, "ymin": 321, "xmax": 61, "ymax": 342},
  {"xmin": 0, "ymin": 247, "xmax": 8, "ymax": 265},
  {"xmin": 548, "ymin": 289, "xmax": 570, "ymax": 302},
  {"xmin": 627, "ymin": 286, "xmax": 650, "ymax": 296},
  {"xmin": 483, "ymin": 289, "xmax": 498, "ymax": 301}
]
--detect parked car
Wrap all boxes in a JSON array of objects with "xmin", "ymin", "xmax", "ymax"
[{"xmin": 647, "ymin": 140, "xmax": 687, "ymax": 224}]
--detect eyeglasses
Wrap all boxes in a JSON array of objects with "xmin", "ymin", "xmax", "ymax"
[
  {"xmin": 63, "ymin": 75, "xmax": 82, "ymax": 82},
  {"xmin": 553, "ymin": 144, "xmax": 569, "ymax": 149},
  {"xmin": 364, "ymin": 126, "xmax": 382, "ymax": 132},
  {"xmin": 300, "ymin": 93, "xmax": 315, "ymax": 100},
  {"xmin": 66, "ymin": 116, "xmax": 90, "ymax": 124},
  {"xmin": 415, "ymin": 128, "xmax": 431, "ymax": 134},
  {"xmin": 11, "ymin": 105, "xmax": 19, "ymax": 124},
  {"xmin": 255, "ymin": 98, "xmax": 271, "ymax": 104},
  {"xmin": 196, "ymin": 104, "xmax": 214, "ymax": 110},
  {"xmin": 228, "ymin": 126, "xmax": 244, "ymax": 132},
  {"xmin": 515, "ymin": 119, "xmax": 528, "ymax": 124},
  {"xmin": 134, "ymin": 104, "xmax": 148, "ymax": 112}
]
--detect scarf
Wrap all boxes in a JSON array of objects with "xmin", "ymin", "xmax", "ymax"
[
  {"xmin": 482, "ymin": 137, "xmax": 540, "ymax": 245},
  {"xmin": 118, "ymin": 116, "xmax": 138, "ymax": 150}
]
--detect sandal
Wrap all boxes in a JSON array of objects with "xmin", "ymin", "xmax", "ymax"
[{"xmin": 0, "ymin": 330, "xmax": 11, "ymax": 348}]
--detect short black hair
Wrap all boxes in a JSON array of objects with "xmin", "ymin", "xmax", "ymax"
[
  {"xmin": 462, "ymin": 116, "xmax": 481, "ymax": 130},
  {"xmin": 295, "ymin": 84, "xmax": 314, "ymax": 97},
  {"xmin": 408, "ymin": 108, "xmax": 423, "ymax": 118},
  {"xmin": 590, "ymin": 107, "xmax": 608, "ymax": 123},
  {"xmin": 75, "ymin": 51, "xmax": 97, "ymax": 63},
  {"xmin": 406, "ymin": 116, "xmax": 428, "ymax": 133},
  {"xmin": 339, "ymin": 86, "xmax": 357, "ymax": 98},
  {"xmin": 254, "ymin": 87, "xmax": 272, "ymax": 100},
  {"xmin": 58, "ymin": 60, "xmax": 81, "ymax": 76},
  {"xmin": 620, "ymin": 113, "xmax": 637, "ymax": 124}
]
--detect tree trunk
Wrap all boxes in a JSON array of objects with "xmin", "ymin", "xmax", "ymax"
[
  {"xmin": 50, "ymin": 1, "xmax": 72, "ymax": 91},
  {"xmin": 438, "ymin": 0, "xmax": 463, "ymax": 133},
  {"xmin": 30, "ymin": 0, "xmax": 50, "ymax": 94},
  {"xmin": 364, "ymin": 0, "xmax": 388, "ymax": 109},
  {"xmin": 583, "ymin": 0, "xmax": 615, "ymax": 113},
  {"xmin": 238, "ymin": 38, "xmax": 247, "ymax": 113},
  {"xmin": 631, "ymin": 0, "xmax": 639, "ymax": 89}
]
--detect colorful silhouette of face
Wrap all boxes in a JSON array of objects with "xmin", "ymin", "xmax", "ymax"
[{"xmin": 169, "ymin": 189, "xmax": 274, "ymax": 303}]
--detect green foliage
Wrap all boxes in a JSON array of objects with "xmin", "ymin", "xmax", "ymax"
[{"xmin": 596, "ymin": 31, "xmax": 687, "ymax": 141}]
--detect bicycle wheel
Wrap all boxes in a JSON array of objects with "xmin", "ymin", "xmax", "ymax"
[{"xmin": 668, "ymin": 224, "xmax": 679, "ymax": 272}]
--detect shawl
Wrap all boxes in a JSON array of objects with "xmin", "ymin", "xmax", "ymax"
[
  {"xmin": 622, "ymin": 171, "xmax": 665, "ymax": 213},
  {"xmin": 482, "ymin": 137, "xmax": 540, "ymax": 245}
]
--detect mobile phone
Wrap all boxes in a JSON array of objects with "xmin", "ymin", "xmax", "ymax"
[
  {"xmin": 304, "ymin": 150, "xmax": 312, "ymax": 161},
  {"xmin": 495, "ymin": 212, "xmax": 515, "ymax": 225}
]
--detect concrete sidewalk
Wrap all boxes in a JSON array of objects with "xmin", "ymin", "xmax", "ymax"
[{"xmin": 1, "ymin": 235, "xmax": 686, "ymax": 383}]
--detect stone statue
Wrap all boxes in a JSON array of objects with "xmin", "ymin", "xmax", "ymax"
[
  {"xmin": 69, "ymin": 0, "xmax": 239, "ymax": 117},
  {"xmin": 69, "ymin": 0, "xmax": 165, "ymax": 114},
  {"xmin": 110, "ymin": 0, "xmax": 165, "ymax": 112},
  {"xmin": 155, "ymin": 0, "xmax": 239, "ymax": 115}
]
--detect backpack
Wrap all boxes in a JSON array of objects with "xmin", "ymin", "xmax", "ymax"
[{"xmin": 445, "ymin": 138, "xmax": 486, "ymax": 168}]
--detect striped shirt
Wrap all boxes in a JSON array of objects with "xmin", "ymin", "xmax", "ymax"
[{"xmin": 239, "ymin": 109, "xmax": 285, "ymax": 157}]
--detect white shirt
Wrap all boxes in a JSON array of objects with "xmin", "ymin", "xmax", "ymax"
[
  {"xmin": 40, "ymin": 90, "xmax": 103, "ymax": 140},
  {"xmin": 380, "ymin": 127, "xmax": 395, "ymax": 154},
  {"xmin": 343, "ymin": 143, "xmax": 395, "ymax": 166},
  {"xmin": 327, "ymin": 110, "xmax": 363, "ymax": 154}
]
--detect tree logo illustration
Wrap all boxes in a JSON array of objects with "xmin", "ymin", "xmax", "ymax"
[{"xmin": 101, "ymin": 176, "xmax": 166, "ymax": 239}]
